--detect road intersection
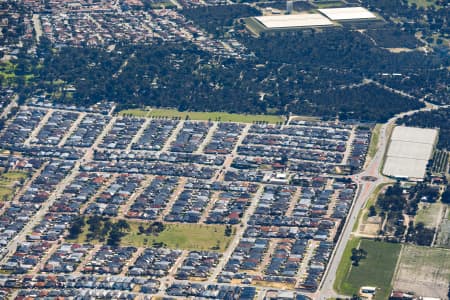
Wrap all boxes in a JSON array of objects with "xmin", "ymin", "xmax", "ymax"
[
  {"xmin": 318, "ymin": 102, "xmax": 448, "ymax": 299},
  {"xmin": 1, "ymin": 100, "xmax": 447, "ymax": 299}
]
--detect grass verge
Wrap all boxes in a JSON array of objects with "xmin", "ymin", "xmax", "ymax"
[
  {"xmin": 119, "ymin": 109, "xmax": 151, "ymax": 117},
  {"xmin": 367, "ymin": 124, "xmax": 381, "ymax": 160},
  {"xmin": 379, "ymin": 123, "xmax": 395, "ymax": 175}
]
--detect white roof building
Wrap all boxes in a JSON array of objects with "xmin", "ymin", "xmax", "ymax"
[
  {"xmin": 383, "ymin": 126, "xmax": 438, "ymax": 180},
  {"xmin": 255, "ymin": 13, "xmax": 334, "ymax": 29},
  {"xmin": 318, "ymin": 7, "xmax": 377, "ymax": 21}
]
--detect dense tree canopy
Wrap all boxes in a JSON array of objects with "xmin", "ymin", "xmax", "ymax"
[
  {"xmin": 26, "ymin": 41, "xmax": 428, "ymax": 122},
  {"xmin": 397, "ymin": 107, "xmax": 450, "ymax": 150},
  {"xmin": 10, "ymin": 1, "xmax": 449, "ymax": 122},
  {"xmin": 239, "ymin": 28, "xmax": 443, "ymax": 73},
  {"xmin": 182, "ymin": 4, "xmax": 260, "ymax": 37}
]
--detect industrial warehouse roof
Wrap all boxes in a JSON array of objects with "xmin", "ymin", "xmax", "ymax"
[
  {"xmin": 255, "ymin": 13, "xmax": 334, "ymax": 29},
  {"xmin": 383, "ymin": 157, "xmax": 429, "ymax": 180},
  {"xmin": 383, "ymin": 126, "xmax": 438, "ymax": 180},
  {"xmin": 387, "ymin": 140, "xmax": 434, "ymax": 160},
  {"xmin": 390, "ymin": 126, "xmax": 438, "ymax": 145},
  {"xmin": 318, "ymin": 7, "xmax": 377, "ymax": 20}
]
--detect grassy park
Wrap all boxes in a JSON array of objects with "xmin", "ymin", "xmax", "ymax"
[
  {"xmin": 119, "ymin": 109, "xmax": 152, "ymax": 117},
  {"xmin": 0, "ymin": 171, "xmax": 28, "ymax": 201},
  {"xmin": 0, "ymin": 187, "xmax": 13, "ymax": 201},
  {"xmin": 336, "ymin": 239, "xmax": 401, "ymax": 300},
  {"xmin": 119, "ymin": 108, "xmax": 285, "ymax": 124},
  {"xmin": 122, "ymin": 222, "xmax": 234, "ymax": 251},
  {"xmin": 67, "ymin": 220, "xmax": 234, "ymax": 252},
  {"xmin": 0, "ymin": 61, "xmax": 17, "ymax": 86}
]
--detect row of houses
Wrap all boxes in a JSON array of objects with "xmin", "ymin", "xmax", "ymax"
[
  {"xmin": 0, "ymin": 100, "xmax": 370, "ymax": 298},
  {"xmin": 26, "ymin": 0, "xmax": 247, "ymax": 58}
]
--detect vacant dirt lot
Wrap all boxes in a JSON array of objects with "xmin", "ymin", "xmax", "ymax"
[{"xmin": 393, "ymin": 245, "xmax": 450, "ymax": 298}]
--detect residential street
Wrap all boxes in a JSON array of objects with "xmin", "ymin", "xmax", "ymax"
[{"xmin": 318, "ymin": 102, "xmax": 448, "ymax": 299}]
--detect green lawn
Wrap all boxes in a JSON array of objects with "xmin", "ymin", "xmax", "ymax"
[
  {"xmin": 399, "ymin": 246, "xmax": 450, "ymax": 279},
  {"xmin": 1, "ymin": 171, "xmax": 28, "ymax": 181},
  {"xmin": 415, "ymin": 203, "xmax": 442, "ymax": 228},
  {"xmin": 0, "ymin": 171, "xmax": 29, "ymax": 201},
  {"xmin": 0, "ymin": 71, "xmax": 15, "ymax": 79},
  {"xmin": 334, "ymin": 237, "xmax": 361, "ymax": 293},
  {"xmin": 123, "ymin": 222, "xmax": 233, "ymax": 251},
  {"xmin": 0, "ymin": 187, "xmax": 13, "ymax": 201},
  {"xmin": 120, "ymin": 108, "xmax": 285, "ymax": 124},
  {"xmin": 67, "ymin": 221, "xmax": 234, "ymax": 252},
  {"xmin": 119, "ymin": 109, "xmax": 152, "ymax": 117},
  {"xmin": 0, "ymin": 62, "xmax": 35, "ymax": 86},
  {"xmin": 337, "ymin": 239, "xmax": 401, "ymax": 300}
]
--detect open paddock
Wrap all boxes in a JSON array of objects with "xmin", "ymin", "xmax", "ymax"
[{"xmin": 393, "ymin": 245, "xmax": 450, "ymax": 298}]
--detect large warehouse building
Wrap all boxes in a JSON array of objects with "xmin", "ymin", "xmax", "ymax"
[
  {"xmin": 254, "ymin": 13, "xmax": 334, "ymax": 29},
  {"xmin": 317, "ymin": 7, "xmax": 377, "ymax": 21},
  {"xmin": 250, "ymin": 6, "xmax": 378, "ymax": 32},
  {"xmin": 383, "ymin": 126, "xmax": 438, "ymax": 181}
]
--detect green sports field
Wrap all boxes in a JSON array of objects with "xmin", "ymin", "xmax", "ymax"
[{"xmin": 336, "ymin": 239, "xmax": 401, "ymax": 300}]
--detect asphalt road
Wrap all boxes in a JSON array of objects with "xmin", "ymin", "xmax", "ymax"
[
  {"xmin": 318, "ymin": 103, "xmax": 449, "ymax": 299},
  {"xmin": 2, "ymin": 102, "xmax": 448, "ymax": 298}
]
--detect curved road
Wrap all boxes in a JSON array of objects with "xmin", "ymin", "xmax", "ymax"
[{"xmin": 318, "ymin": 102, "xmax": 449, "ymax": 299}]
